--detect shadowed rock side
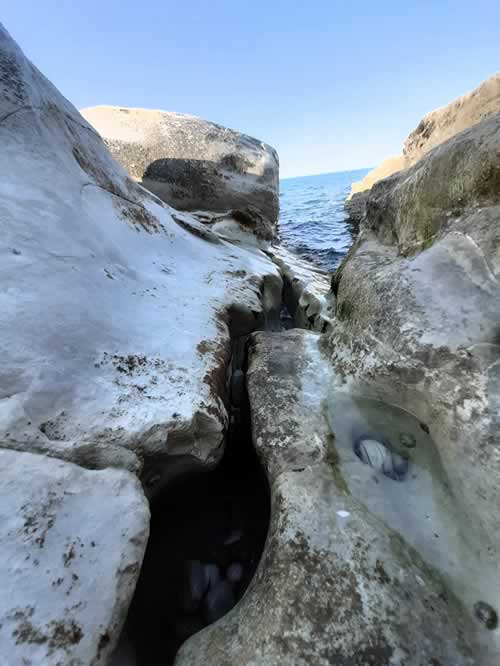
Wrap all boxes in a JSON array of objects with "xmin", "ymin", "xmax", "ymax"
[
  {"xmin": 176, "ymin": 330, "xmax": 480, "ymax": 665},
  {"xmin": 81, "ymin": 105, "xmax": 279, "ymax": 226},
  {"xmin": 346, "ymin": 72, "xmax": 500, "ymax": 225}
]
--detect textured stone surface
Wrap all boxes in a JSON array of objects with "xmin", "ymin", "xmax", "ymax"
[
  {"xmin": 326, "ymin": 112, "xmax": 500, "ymax": 661},
  {"xmin": 0, "ymin": 449, "xmax": 149, "ymax": 665},
  {"xmin": 403, "ymin": 72, "xmax": 500, "ymax": 164},
  {"xmin": 343, "ymin": 189, "xmax": 369, "ymax": 231},
  {"xmin": 0, "ymin": 23, "xmax": 284, "ymax": 490},
  {"xmin": 349, "ymin": 155, "xmax": 405, "ymax": 197},
  {"xmin": 347, "ymin": 72, "xmax": 500, "ymax": 202},
  {"xmin": 81, "ymin": 105, "xmax": 279, "ymax": 225},
  {"xmin": 176, "ymin": 330, "xmax": 480, "ymax": 665},
  {"xmin": 270, "ymin": 246, "xmax": 335, "ymax": 333}
]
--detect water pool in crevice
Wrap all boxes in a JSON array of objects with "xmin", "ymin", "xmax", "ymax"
[{"xmin": 326, "ymin": 393, "xmax": 500, "ymax": 649}]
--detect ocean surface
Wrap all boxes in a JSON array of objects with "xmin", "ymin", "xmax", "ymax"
[{"xmin": 278, "ymin": 168, "xmax": 370, "ymax": 272}]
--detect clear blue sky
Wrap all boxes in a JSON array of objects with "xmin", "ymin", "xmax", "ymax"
[{"xmin": 3, "ymin": 1, "xmax": 500, "ymax": 177}]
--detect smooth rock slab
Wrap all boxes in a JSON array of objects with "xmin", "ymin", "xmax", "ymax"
[
  {"xmin": 0, "ymin": 23, "xmax": 283, "ymax": 484},
  {"xmin": 0, "ymin": 449, "xmax": 149, "ymax": 665}
]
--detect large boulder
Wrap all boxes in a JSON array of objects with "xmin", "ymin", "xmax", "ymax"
[
  {"xmin": 0, "ymin": 23, "xmax": 285, "ymax": 492},
  {"xmin": 81, "ymin": 105, "xmax": 279, "ymax": 225},
  {"xmin": 176, "ymin": 330, "xmax": 481, "ymax": 665},
  {"xmin": 346, "ymin": 72, "xmax": 500, "ymax": 222},
  {"xmin": 403, "ymin": 72, "xmax": 500, "ymax": 165},
  {"xmin": 0, "ymin": 22, "xmax": 290, "ymax": 662},
  {"xmin": 326, "ymin": 113, "xmax": 500, "ymax": 661}
]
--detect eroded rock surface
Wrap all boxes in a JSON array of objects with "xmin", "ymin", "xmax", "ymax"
[
  {"xmin": 0, "ymin": 23, "xmax": 284, "ymax": 489},
  {"xmin": 176, "ymin": 330, "xmax": 480, "ymax": 665},
  {"xmin": 0, "ymin": 22, "xmax": 288, "ymax": 664},
  {"xmin": 270, "ymin": 246, "xmax": 334, "ymax": 333},
  {"xmin": 0, "ymin": 449, "xmax": 149, "ymax": 665},
  {"xmin": 326, "ymin": 112, "xmax": 500, "ymax": 661},
  {"xmin": 81, "ymin": 105, "xmax": 279, "ymax": 226},
  {"xmin": 346, "ymin": 72, "xmax": 500, "ymax": 222}
]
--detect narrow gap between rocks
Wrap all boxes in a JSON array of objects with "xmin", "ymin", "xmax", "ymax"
[
  {"xmin": 127, "ymin": 381, "xmax": 269, "ymax": 664},
  {"xmin": 112, "ymin": 291, "xmax": 298, "ymax": 665}
]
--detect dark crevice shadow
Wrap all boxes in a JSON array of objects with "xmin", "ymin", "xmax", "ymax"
[{"xmin": 115, "ymin": 337, "xmax": 270, "ymax": 666}]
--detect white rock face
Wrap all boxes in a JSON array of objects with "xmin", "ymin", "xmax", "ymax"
[
  {"xmin": 0, "ymin": 448, "xmax": 149, "ymax": 665},
  {"xmin": 0, "ymin": 23, "xmax": 289, "ymax": 664},
  {"xmin": 0, "ymin": 23, "xmax": 283, "ymax": 488},
  {"xmin": 81, "ymin": 105, "xmax": 280, "ymax": 224},
  {"xmin": 327, "ymin": 113, "xmax": 500, "ymax": 661},
  {"xmin": 270, "ymin": 246, "xmax": 334, "ymax": 332}
]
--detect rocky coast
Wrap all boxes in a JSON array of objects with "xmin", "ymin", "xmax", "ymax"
[{"xmin": 1, "ymin": 22, "xmax": 499, "ymax": 666}]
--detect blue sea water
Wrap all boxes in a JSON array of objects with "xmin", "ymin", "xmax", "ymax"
[{"xmin": 278, "ymin": 168, "xmax": 371, "ymax": 272}]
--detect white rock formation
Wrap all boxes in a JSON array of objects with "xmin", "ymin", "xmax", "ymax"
[
  {"xmin": 346, "ymin": 72, "xmax": 500, "ymax": 225},
  {"xmin": 0, "ymin": 21, "xmax": 289, "ymax": 664},
  {"xmin": 0, "ymin": 449, "xmax": 149, "ymax": 665},
  {"xmin": 81, "ymin": 105, "xmax": 280, "ymax": 224},
  {"xmin": 0, "ymin": 23, "xmax": 282, "ymax": 489}
]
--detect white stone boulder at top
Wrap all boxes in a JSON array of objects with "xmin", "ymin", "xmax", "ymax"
[{"xmin": 81, "ymin": 105, "xmax": 280, "ymax": 225}]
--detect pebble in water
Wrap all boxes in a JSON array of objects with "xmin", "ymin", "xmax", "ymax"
[
  {"xmin": 179, "ymin": 560, "xmax": 208, "ymax": 612},
  {"xmin": 474, "ymin": 601, "xmax": 498, "ymax": 630},
  {"xmin": 203, "ymin": 563, "xmax": 221, "ymax": 589},
  {"xmin": 204, "ymin": 579, "xmax": 236, "ymax": 624},
  {"xmin": 226, "ymin": 562, "xmax": 244, "ymax": 583},
  {"xmin": 354, "ymin": 437, "xmax": 409, "ymax": 481},
  {"xmin": 399, "ymin": 432, "xmax": 416, "ymax": 448}
]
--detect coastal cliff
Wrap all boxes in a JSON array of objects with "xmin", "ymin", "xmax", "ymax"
[
  {"xmin": 1, "ymin": 19, "xmax": 498, "ymax": 666},
  {"xmin": 345, "ymin": 72, "xmax": 500, "ymax": 227}
]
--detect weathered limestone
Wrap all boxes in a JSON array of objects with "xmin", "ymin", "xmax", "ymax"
[
  {"xmin": 346, "ymin": 72, "xmax": 500, "ymax": 223},
  {"xmin": 326, "ymin": 112, "xmax": 500, "ymax": 660},
  {"xmin": 0, "ymin": 23, "xmax": 283, "ymax": 492},
  {"xmin": 270, "ymin": 246, "xmax": 335, "ymax": 333},
  {"xmin": 0, "ymin": 449, "xmax": 149, "ymax": 665},
  {"xmin": 81, "ymin": 105, "xmax": 280, "ymax": 226},
  {"xmin": 176, "ymin": 330, "xmax": 480, "ymax": 665},
  {"xmin": 403, "ymin": 72, "xmax": 500, "ymax": 165},
  {"xmin": 0, "ymin": 22, "xmax": 288, "ymax": 664}
]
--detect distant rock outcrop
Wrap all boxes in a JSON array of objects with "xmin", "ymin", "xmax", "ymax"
[
  {"xmin": 81, "ymin": 105, "xmax": 279, "ymax": 227},
  {"xmin": 345, "ymin": 72, "xmax": 500, "ymax": 225}
]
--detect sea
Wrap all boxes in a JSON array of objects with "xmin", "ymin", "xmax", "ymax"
[{"xmin": 278, "ymin": 168, "xmax": 370, "ymax": 272}]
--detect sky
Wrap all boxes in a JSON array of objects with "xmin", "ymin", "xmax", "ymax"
[{"xmin": 3, "ymin": 1, "xmax": 500, "ymax": 178}]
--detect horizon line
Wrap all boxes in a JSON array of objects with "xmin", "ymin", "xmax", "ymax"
[{"xmin": 280, "ymin": 166, "xmax": 373, "ymax": 181}]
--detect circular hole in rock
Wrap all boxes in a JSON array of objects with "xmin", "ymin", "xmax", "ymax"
[
  {"xmin": 354, "ymin": 435, "xmax": 409, "ymax": 481},
  {"xmin": 122, "ymin": 421, "xmax": 270, "ymax": 664}
]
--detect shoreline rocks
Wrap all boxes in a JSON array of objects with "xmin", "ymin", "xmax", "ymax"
[
  {"xmin": 81, "ymin": 105, "xmax": 280, "ymax": 228},
  {"xmin": 176, "ymin": 330, "xmax": 481, "ymax": 665},
  {"xmin": 0, "ymin": 449, "xmax": 149, "ymax": 665},
  {"xmin": 345, "ymin": 72, "xmax": 500, "ymax": 225},
  {"xmin": 326, "ymin": 110, "xmax": 500, "ymax": 662}
]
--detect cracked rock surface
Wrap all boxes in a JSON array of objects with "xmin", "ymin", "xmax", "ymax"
[{"xmin": 176, "ymin": 330, "xmax": 479, "ymax": 665}]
